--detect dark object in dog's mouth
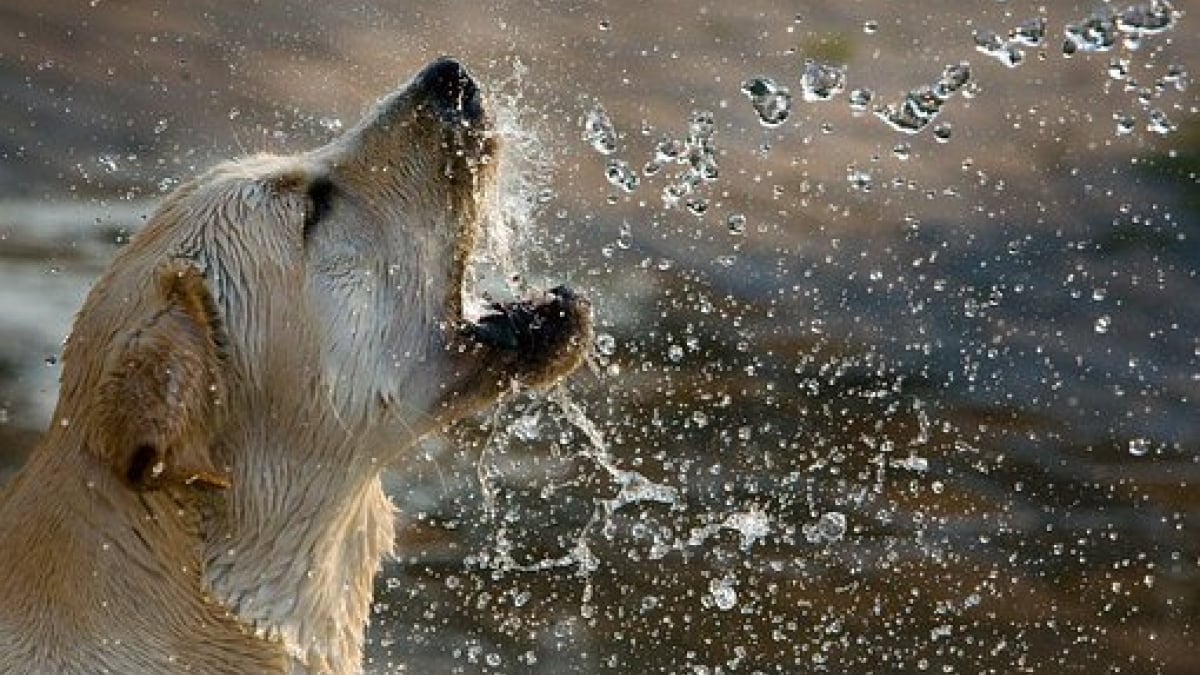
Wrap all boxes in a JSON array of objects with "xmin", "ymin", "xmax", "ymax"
[{"xmin": 466, "ymin": 287, "xmax": 591, "ymax": 364}]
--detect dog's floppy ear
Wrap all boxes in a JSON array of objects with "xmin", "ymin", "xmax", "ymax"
[{"xmin": 97, "ymin": 260, "xmax": 231, "ymax": 492}]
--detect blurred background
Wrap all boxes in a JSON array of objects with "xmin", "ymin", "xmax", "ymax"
[{"xmin": 1, "ymin": 1, "xmax": 1197, "ymax": 672}]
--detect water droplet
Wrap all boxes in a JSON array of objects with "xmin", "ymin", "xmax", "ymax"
[
  {"xmin": 1011, "ymin": 17, "xmax": 1047, "ymax": 46},
  {"xmin": 1116, "ymin": 1, "xmax": 1178, "ymax": 37},
  {"xmin": 1163, "ymin": 64, "xmax": 1188, "ymax": 91},
  {"xmin": 685, "ymin": 197, "xmax": 709, "ymax": 217},
  {"xmin": 740, "ymin": 76, "xmax": 792, "ymax": 127},
  {"xmin": 800, "ymin": 61, "xmax": 847, "ymax": 101},
  {"xmin": 847, "ymin": 167, "xmax": 873, "ymax": 191},
  {"xmin": 653, "ymin": 137, "xmax": 686, "ymax": 162},
  {"xmin": 595, "ymin": 333, "xmax": 617, "ymax": 356},
  {"xmin": 510, "ymin": 412, "xmax": 541, "ymax": 441},
  {"xmin": 726, "ymin": 213, "xmax": 747, "ymax": 235},
  {"xmin": 804, "ymin": 511, "xmax": 848, "ymax": 544},
  {"xmin": 893, "ymin": 143, "xmax": 911, "ymax": 161},
  {"xmin": 1108, "ymin": 58, "xmax": 1131, "ymax": 80},
  {"xmin": 597, "ymin": 18, "xmax": 611, "ymax": 31},
  {"xmin": 863, "ymin": 19, "xmax": 879, "ymax": 34},
  {"xmin": 1094, "ymin": 315, "xmax": 1112, "ymax": 334},
  {"xmin": 1114, "ymin": 113, "xmax": 1136, "ymax": 136},
  {"xmin": 708, "ymin": 577, "xmax": 738, "ymax": 611},
  {"xmin": 1146, "ymin": 110, "xmax": 1176, "ymax": 135},
  {"xmin": 932, "ymin": 123, "xmax": 953, "ymax": 143},
  {"xmin": 605, "ymin": 158, "xmax": 640, "ymax": 192},
  {"xmin": 1128, "ymin": 438, "xmax": 1151, "ymax": 456},
  {"xmin": 848, "ymin": 88, "xmax": 874, "ymax": 113},
  {"xmin": 1064, "ymin": 13, "xmax": 1119, "ymax": 54},
  {"xmin": 583, "ymin": 104, "xmax": 618, "ymax": 155}
]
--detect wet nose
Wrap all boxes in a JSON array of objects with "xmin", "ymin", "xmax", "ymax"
[{"xmin": 412, "ymin": 57, "xmax": 483, "ymax": 121}]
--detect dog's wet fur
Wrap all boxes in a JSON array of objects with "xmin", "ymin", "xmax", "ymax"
[{"xmin": 0, "ymin": 58, "xmax": 592, "ymax": 674}]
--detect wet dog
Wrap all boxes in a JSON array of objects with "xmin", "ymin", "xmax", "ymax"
[{"xmin": 0, "ymin": 58, "xmax": 591, "ymax": 674}]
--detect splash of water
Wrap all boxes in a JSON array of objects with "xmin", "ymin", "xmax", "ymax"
[{"xmin": 468, "ymin": 59, "xmax": 558, "ymax": 313}]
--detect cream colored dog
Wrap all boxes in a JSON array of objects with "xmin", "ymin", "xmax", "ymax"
[{"xmin": 0, "ymin": 58, "xmax": 591, "ymax": 674}]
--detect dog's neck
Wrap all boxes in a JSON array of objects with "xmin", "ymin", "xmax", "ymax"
[
  {"xmin": 201, "ymin": 428, "xmax": 398, "ymax": 675},
  {"xmin": 0, "ymin": 432, "xmax": 290, "ymax": 673}
]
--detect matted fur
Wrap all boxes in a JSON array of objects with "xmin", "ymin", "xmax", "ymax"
[{"xmin": 0, "ymin": 58, "xmax": 591, "ymax": 675}]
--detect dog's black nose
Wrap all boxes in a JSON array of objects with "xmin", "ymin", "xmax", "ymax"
[{"xmin": 413, "ymin": 57, "xmax": 483, "ymax": 121}]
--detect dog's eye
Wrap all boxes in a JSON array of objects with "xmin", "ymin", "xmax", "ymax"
[{"xmin": 303, "ymin": 177, "xmax": 335, "ymax": 241}]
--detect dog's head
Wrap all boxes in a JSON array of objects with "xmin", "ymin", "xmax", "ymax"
[{"xmin": 63, "ymin": 58, "xmax": 592, "ymax": 490}]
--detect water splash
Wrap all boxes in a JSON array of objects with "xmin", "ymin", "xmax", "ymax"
[
  {"xmin": 473, "ymin": 388, "xmax": 680, "ymax": 583},
  {"xmin": 472, "ymin": 60, "xmax": 558, "ymax": 306}
]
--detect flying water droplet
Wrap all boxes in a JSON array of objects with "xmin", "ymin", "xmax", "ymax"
[
  {"xmin": 848, "ymin": 88, "xmax": 874, "ymax": 113},
  {"xmin": 605, "ymin": 158, "xmax": 640, "ymax": 192},
  {"xmin": 847, "ymin": 167, "xmax": 873, "ymax": 191},
  {"xmin": 804, "ymin": 511, "xmax": 847, "ymax": 544},
  {"xmin": 1064, "ymin": 13, "xmax": 1120, "ymax": 55},
  {"xmin": 707, "ymin": 577, "xmax": 738, "ymax": 611},
  {"xmin": 1011, "ymin": 17, "xmax": 1048, "ymax": 46},
  {"xmin": 1146, "ymin": 110, "xmax": 1176, "ymax": 135},
  {"xmin": 726, "ymin": 213, "xmax": 746, "ymax": 235},
  {"xmin": 800, "ymin": 61, "xmax": 847, "ymax": 101},
  {"xmin": 583, "ymin": 104, "xmax": 618, "ymax": 155},
  {"xmin": 595, "ymin": 333, "xmax": 617, "ymax": 356},
  {"xmin": 874, "ymin": 63, "xmax": 971, "ymax": 135},
  {"xmin": 1114, "ymin": 113, "xmax": 1137, "ymax": 136},
  {"xmin": 510, "ymin": 412, "xmax": 542, "ymax": 441},
  {"xmin": 740, "ymin": 76, "xmax": 792, "ymax": 127},
  {"xmin": 1117, "ymin": 0, "xmax": 1178, "ymax": 37}
]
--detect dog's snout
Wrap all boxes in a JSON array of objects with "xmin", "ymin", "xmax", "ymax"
[{"xmin": 413, "ymin": 57, "xmax": 482, "ymax": 121}]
